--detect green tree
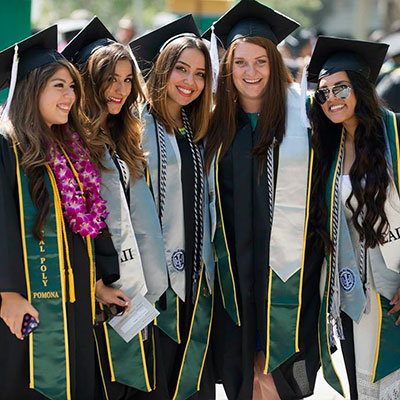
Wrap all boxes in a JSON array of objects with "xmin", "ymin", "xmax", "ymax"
[
  {"xmin": 34, "ymin": 0, "xmax": 167, "ymax": 33},
  {"xmin": 259, "ymin": 0, "xmax": 323, "ymax": 28}
]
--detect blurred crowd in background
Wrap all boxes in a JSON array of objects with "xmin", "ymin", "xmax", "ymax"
[{"xmin": 2, "ymin": 0, "xmax": 400, "ymax": 111}]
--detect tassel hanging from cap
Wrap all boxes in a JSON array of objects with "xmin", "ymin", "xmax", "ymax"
[
  {"xmin": 1, "ymin": 44, "xmax": 19, "ymax": 122},
  {"xmin": 300, "ymin": 63, "xmax": 311, "ymax": 129},
  {"xmin": 210, "ymin": 25, "xmax": 220, "ymax": 95}
]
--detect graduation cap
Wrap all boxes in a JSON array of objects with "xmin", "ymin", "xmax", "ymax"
[
  {"xmin": 307, "ymin": 36, "xmax": 389, "ymax": 83},
  {"xmin": 129, "ymin": 14, "xmax": 200, "ymax": 72},
  {"xmin": 0, "ymin": 25, "xmax": 65, "ymax": 121},
  {"xmin": 0, "ymin": 25, "xmax": 63, "ymax": 91},
  {"xmin": 61, "ymin": 16, "xmax": 116, "ymax": 65},
  {"xmin": 202, "ymin": 0, "xmax": 299, "ymax": 48}
]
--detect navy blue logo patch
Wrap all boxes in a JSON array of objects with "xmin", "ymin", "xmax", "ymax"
[
  {"xmin": 171, "ymin": 250, "xmax": 185, "ymax": 271},
  {"xmin": 339, "ymin": 268, "xmax": 355, "ymax": 293}
]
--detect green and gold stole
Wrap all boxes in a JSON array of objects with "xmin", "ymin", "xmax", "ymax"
[
  {"xmin": 96, "ymin": 314, "xmax": 155, "ymax": 393},
  {"xmin": 213, "ymin": 89, "xmax": 314, "ymax": 375},
  {"xmin": 96, "ymin": 151, "xmax": 164, "ymax": 394},
  {"xmin": 213, "ymin": 145, "xmax": 314, "ymax": 374},
  {"xmin": 142, "ymin": 112, "xmax": 214, "ymax": 400},
  {"xmin": 13, "ymin": 143, "xmax": 95, "ymax": 400},
  {"xmin": 319, "ymin": 110, "xmax": 400, "ymax": 396}
]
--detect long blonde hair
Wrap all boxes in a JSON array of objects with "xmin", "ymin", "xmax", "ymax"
[
  {"xmin": 4, "ymin": 59, "xmax": 91, "ymax": 240},
  {"xmin": 80, "ymin": 43, "xmax": 146, "ymax": 179},
  {"xmin": 146, "ymin": 36, "xmax": 212, "ymax": 141}
]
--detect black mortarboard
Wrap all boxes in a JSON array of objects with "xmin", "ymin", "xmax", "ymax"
[
  {"xmin": 307, "ymin": 36, "xmax": 389, "ymax": 83},
  {"xmin": 61, "ymin": 16, "xmax": 116, "ymax": 65},
  {"xmin": 129, "ymin": 14, "xmax": 200, "ymax": 72},
  {"xmin": 202, "ymin": 0, "xmax": 299, "ymax": 48},
  {"xmin": 0, "ymin": 25, "xmax": 64, "ymax": 91}
]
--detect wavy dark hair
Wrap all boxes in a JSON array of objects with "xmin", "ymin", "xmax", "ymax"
[
  {"xmin": 79, "ymin": 43, "xmax": 146, "ymax": 179},
  {"xmin": 309, "ymin": 70, "xmax": 389, "ymax": 250},
  {"xmin": 204, "ymin": 36, "xmax": 293, "ymax": 174},
  {"xmin": 3, "ymin": 59, "xmax": 91, "ymax": 241}
]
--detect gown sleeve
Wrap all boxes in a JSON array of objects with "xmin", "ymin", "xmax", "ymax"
[
  {"xmin": 0, "ymin": 135, "xmax": 26, "ymax": 296},
  {"xmin": 94, "ymin": 226, "xmax": 120, "ymax": 285}
]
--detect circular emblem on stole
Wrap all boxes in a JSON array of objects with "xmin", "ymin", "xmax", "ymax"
[
  {"xmin": 171, "ymin": 250, "xmax": 185, "ymax": 271},
  {"xmin": 339, "ymin": 268, "xmax": 355, "ymax": 293}
]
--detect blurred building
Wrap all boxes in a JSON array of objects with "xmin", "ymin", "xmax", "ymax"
[{"xmin": 168, "ymin": 0, "xmax": 233, "ymax": 32}]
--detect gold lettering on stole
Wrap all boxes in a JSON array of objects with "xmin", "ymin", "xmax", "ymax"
[
  {"xmin": 32, "ymin": 291, "xmax": 60, "ymax": 299},
  {"xmin": 39, "ymin": 242, "xmax": 48, "ymax": 287}
]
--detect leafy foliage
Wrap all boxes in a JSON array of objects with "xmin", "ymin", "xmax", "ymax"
[
  {"xmin": 34, "ymin": 0, "xmax": 324, "ymax": 32},
  {"xmin": 34, "ymin": 0, "xmax": 167, "ymax": 32},
  {"xmin": 259, "ymin": 0, "xmax": 323, "ymax": 27}
]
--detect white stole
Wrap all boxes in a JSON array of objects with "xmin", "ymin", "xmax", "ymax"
[{"xmin": 269, "ymin": 84, "xmax": 310, "ymax": 282}]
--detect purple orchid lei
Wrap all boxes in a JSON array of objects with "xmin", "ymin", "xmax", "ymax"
[{"xmin": 48, "ymin": 131, "xmax": 108, "ymax": 238}]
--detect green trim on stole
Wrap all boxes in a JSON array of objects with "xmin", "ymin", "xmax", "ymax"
[
  {"xmin": 265, "ymin": 130, "xmax": 314, "ymax": 373},
  {"xmin": 371, "ymin": 110, "xmax": 400, "ymax": 382},
  {"xmin": 213, "ymin": 131, "xmax": 314, "ymax": 373},
  {"xmin": 319, "ymin": 110, "xmax": 400, "ymax": 393},
  {"xmin": 99, "ymin": 323, "xmax": 154, "ymax": 391},
  {"xmin": 145, "ymin": 146, "xmax": 214, "ymax": 399},
  {"xmin": 172, "ymin": 265, "xmax": 214, "ymax": 400},
  {"xmin": 214, "ymin": 145, "xmax": 241, "ymax": 326},
  {"xmin": 306, "ymin": 96, "xmax": 345, "ymax": 395},
  {"xmin": 266, "ymin": 269, "xmax": 303, "ymax": 372},
  {"xmin": 318, "ymin": 133, "xmax": 346, "ymax": 396},
  {"xmin": 156, "ymin": 288, "xmax": 181, "ymax": 343},
  {"xmin": 155, "ymin": 269, "xmax": 213, "ymax": 400},
  {"xmin": 15, "ymin": 153, "xmax": 71, "ymax": 400}
]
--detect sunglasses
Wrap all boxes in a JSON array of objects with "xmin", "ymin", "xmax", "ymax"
[
  {"xmin": 95, "ymin": 303, "xmax": 126, "ymax": 326},
  {"xmin": 314, "ymin": 83, "xmax": 352, "ymax": 105}
]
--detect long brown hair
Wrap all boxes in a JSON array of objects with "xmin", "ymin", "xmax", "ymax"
[
  {"xmin": 146, "ymin": 36, "xmax": 212, "ymax": 141},
  {"xmin": 4, "ymin": 59, "xmax": 91, "ymax": 240},
  {"xmin": 204, "ymin": 36, "xmax": 293, "ymax": 174},
  {"xmin": 309, "ymin": 70, "xmax": 389, "ymax": 249},
  {"xmin": 79, "ymin": 43, "xmax": 146, "ymax": 179}
]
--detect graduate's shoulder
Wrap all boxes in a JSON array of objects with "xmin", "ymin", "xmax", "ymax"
[
  {"xmin": 0, "ymin": 122, "xmax": 15, "ymax": 166},
  {"xmin": 0, "ymin": 121, "xmax": 13, "ymax": 145}
]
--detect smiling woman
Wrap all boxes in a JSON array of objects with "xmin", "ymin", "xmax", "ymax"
[
  {"xmin": 308, "ymin": 36, "xmax": 400, "ymax": 399},
  {"xmin": 130, "ymin": 14, "xmax": 215, "ymax": 400},
  {"xmin": 104, "ymin": 58, "xmax": 133, "ymax": 115},
  {"xmin": 166, "ymin": 47, "xmax": 206, "ymax": 116},
  {"xmin": 0, "ymin": 26, "xmax": 116, "ymax": 400},
  {"xmin": 317, "ymin": 72, "xmax": 357, "ymax": 132},
  {"xmin": 62, "ymin": 16, "xmax": 168, "ymax": 399},
  {"xmin": 38, "ymin": 67, "xmax": 76, "ymax": 127},
  {"xmin": 231, "ymin": 41, "xmax": 270, "ymax": 112},
  {"xmin": 203, "ymin": 1, "xmax": 323, "ymax": 399}
]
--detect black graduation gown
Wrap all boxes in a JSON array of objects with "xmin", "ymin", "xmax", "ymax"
[
  {"xmin": 0, "ymin": 135, "xmax": 118, "ymax": 400},
  {"xmin": 94, "ymin": 154, "xmax": 159, "ymax": 400},
  {"xmin": 211, "ymin": 109, "xmax": 322, "ymax": 400},
  {"xmin": 138, "ymin": 130, "xmax": 214, "ymax": 400}
]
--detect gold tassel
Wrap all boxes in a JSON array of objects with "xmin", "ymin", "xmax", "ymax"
[{"xmin": 67, "ymin": 267, "xmax": 76, "ymax": 303}]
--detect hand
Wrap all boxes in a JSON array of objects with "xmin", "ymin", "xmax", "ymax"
[
  {"xmin": 0, "ymin": 292, "xmax": 39, "ymax": 340},
  {"xmin": 388, "ymin": 288, "xmax": 400, "ymax": 326},
  {"xmin": 95, "ymin": 279, "xmax": 130, "ymax": 312}
]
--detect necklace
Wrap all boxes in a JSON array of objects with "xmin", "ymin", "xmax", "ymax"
[{"xmin": 48, "ymin": 131, "xmax": 108, "ymax": 238}]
